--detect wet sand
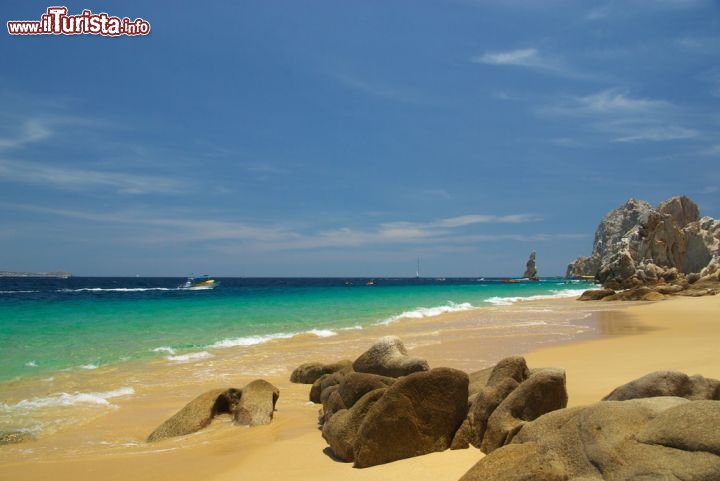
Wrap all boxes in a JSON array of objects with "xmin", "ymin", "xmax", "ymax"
[{"xmin": 1, "ymin": 295, "xmax": 718, "ymax": 481}]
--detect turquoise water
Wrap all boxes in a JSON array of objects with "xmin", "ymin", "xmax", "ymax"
[{"xmin": 0, "ymin": 277, "xmax": 590, "ymax": 384}]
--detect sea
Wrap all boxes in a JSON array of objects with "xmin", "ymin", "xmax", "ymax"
[{"xmin": 0, "ymin": 276, "xmax": 593, "ymax": 444}]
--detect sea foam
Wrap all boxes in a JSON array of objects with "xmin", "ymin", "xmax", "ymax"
[
  {"xmin": 0, "ymin": 387, "xmax": 135, "ymax": 412},
  {"xmin": 379, "ymin": 301, "xmax": 475, "ymax": 325},
  {"xmin": 484, "ymin": 289, "xmax": 590, "ymax": 306}
]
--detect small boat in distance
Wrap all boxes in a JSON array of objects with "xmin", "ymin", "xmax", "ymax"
[{"xmin": 179, "ymin": 275, "xmax": 219, "ymax": 290}]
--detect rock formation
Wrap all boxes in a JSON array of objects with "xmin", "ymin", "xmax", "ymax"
[
  {"xmin": 460, "ymin": 397, "xmax": 720, "ymax": 481},
  {"xmin": 290, "ymin": 360, "xmax": 353, "ymax": 384},
  {"xmin": 567, "ymin": 195, "xmax": 720, "ymax": 291},
  {"xmin": 147, "ymin": 380, "xmax": 279, "ymax": 442},
  {"xmin": 523, "ymin": 251, "xmax": 538, "ymax": 279},
  {"xmin": 352, "ymin": 336, "xmax": 430, "ymax": 378},
  {"xmin": 459, "ymin": 370, "xmax": 720, "ymax": 480},
  {"xmin": 322, "ymin": 367, "xmax": 469, "ymax": 468}
]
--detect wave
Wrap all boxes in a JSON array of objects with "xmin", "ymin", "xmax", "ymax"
[
  {"xmin": 484, "ymin": 289, "xmax": 590, "ymax": 306},
  {"xmin": 166, "ymin": 351, "xmax": 214, "ymax": 362},
  {"xmin": 58, "ymin": 287, "xmax": 174, "ymax": 293},
  {"xmin": 378, "ymin": 301, "xmax": 476, "ymax": 325},
  {"xmin": 0, "ymin": 387, "xmax": 135, "ymax": 412},
  {"xmin": 0, "ymin": 290, "xmax": 40, "ymax": 294}
]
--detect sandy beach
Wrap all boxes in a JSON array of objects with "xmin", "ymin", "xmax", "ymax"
[{"xmin": 1, "ymin": 294, "xmax": 718, "ymax": 481}]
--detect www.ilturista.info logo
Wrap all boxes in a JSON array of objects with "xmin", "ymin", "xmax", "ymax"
[{"xmin": 7, "ymin": 7, "xmax": 150, "ymax": 36}]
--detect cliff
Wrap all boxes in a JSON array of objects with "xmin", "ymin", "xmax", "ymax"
[{"xmin": 567, "ymin": 196, "xmax": 720, "ymax": 290}]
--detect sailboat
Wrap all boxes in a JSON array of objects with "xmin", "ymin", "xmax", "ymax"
[{"xmin": 416, "ymin": 258, "xmax": 420, "ymax": 279}]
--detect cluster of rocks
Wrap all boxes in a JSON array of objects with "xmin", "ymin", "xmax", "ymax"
[
  {"xmin": 146, "ymin": 379, "xmax": 279, "ymax": 442},
  {"xmin": 290, "ymin": 336, "xmax": 569, "ymax": 468},
  {"xmin": 461, "ymin": 371, "xmax": 720, "ymax": 480},
  {"xmin": 567, "ymin": 196, "xmax": 720, "ymax": 300}
]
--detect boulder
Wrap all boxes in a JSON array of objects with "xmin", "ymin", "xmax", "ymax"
[
  {"xmin": 233, "ymin": 379, "xmax": 280, "ymax": 426},
  {"xmin": 453, "ymin": 377, "xmax": 519, "ymax": 449},
  {"xmin": 147, "ymin": 388, "xmax": 241, "ymax": 442},
  {"xmin": 352, "ymin": 367, "xmax": 469, "ymax": 467},
  {"xmin": 323, "ymin": 368, "xmax": 469, "ymax": 466},
  {"xmin": 321, "ymin": 388, "xmax": 387, "ymax": 462},
  {"xmin": 290, "ymin": 360, "xmax": 353, "ymax": 384},
  {"xmin": 481, "ymin": 368, "xmax": 568, "ymax": 453},
  {"xmin": 352, "ymin": 336, "xmax": 429, "ymax": 378},
  {"xmin": 320, "ymin": 372, "xmax": 396, "ymax": 424},
  {"xmin": 486, "ymin": 356, "xmax": 529, "ymax": 386},
  {"xmin": 578, "ymin": 288, "xmax": 615, "ymax": 301},
  {"xmin": 310, "ymin": 370, "xmax": 348, "ymax": 404},
  {"xmin": 602, "ymin": 370, "xmax": 720, "ymax": 401},
  {"xmin": 461, "ymin": 396, "xmax": 720, "ymax": 480}
]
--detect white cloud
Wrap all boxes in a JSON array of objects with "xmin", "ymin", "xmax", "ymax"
[
  {"xmin": 577, "ymin": 89, "xmax": 670, "ymax": 114},
  {"xmin": 0, "ymin": 120, "xmax": 53, "ymax": 149},
  {"xmin": 0, "ymin": 158, "xmax": 187, "ymax": 194},
  {"xmin": 471, "ymin": 48, "xmax": 596, "ymax": 80},
  {"xmin": 614, "ymin": 125, "xmax": 698, "ymax": 142}
]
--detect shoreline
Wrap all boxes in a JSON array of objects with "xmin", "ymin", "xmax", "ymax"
[{"xmin": 1, "ymin": 295, "xmax": 718, "ymax": 480}]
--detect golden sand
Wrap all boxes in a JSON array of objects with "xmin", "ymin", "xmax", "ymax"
[{"xmin": 1, "ymin": 295, "xmax": 718, "ymax": 481}]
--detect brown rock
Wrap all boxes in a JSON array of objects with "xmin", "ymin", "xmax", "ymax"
[
  {"xmin": 352, "ymin": 367, "xmax": 469, "ymax": 467},
  {"xmin": 147, "ymin": 388, "xmax": 241, "ymax": 442},
  {"xmin": 233, "ymin": 379, "xmax": 279, "ymax": 426},
  {"xmin": 352, "ymin": 336, "xmax": 429, "ymax": 378},
  {"xmin": 481, "ymin": 368, "xmax": 567, "ymax": 453},
  {"xmin": 602, "ymin": 370, "xmax": 720, "ymax": 401},
  {"xmin": 290, "ymin": 360, "xmax": 353, "ymax": 384}
]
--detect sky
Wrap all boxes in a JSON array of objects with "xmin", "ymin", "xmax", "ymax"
[{"xmin": 1, "ymin": 0, "xmax": 719, "ymax": 277}]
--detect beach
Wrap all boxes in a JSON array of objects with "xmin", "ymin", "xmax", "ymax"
[{"xmin": 1, "ymin": 294, "xmax": 718, "ymax": 481}]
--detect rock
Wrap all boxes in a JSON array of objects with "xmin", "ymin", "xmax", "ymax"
[
  {"xmin": 322, "ymin": 388, "xmax": 387, "ymax": 462},
  {"xmin": 147, "ymin": 388, "xmax": 242, "ymax": 442},
  {"xmin": 352, "ymin": 336, "xmax": 429, "ymax": 378},
  {"xmin": 567, "ymin": 196, "xmax": 720, "ymax": 291},
  {"xmin": 462, "ymin": 396, "xmax": 720, "ymax": 480},
  {"xmin": 602, "ymin": 370, "xmax": 720, "ymax": 401},
  {"xmin": 320, "ymin": 372, "xmax": 395, "ymax": 425},
  {"xmin": 637, "ymin": 400, "xmax": 720, "ymax": 456},
  {"xmin": 233, "ymin": 379, "xmax": 280, "ymax": 426},
  {"xmin": 459, "ymin": 442, "xmax": 569, "ymax": 481},
  {"xmin": 481, "ymin": 368, "xmax": 568, "ymax": 453},
  {"xmin": 455, "ymin": 377, "xmax": 519, "ymax": 449},
  {"xmin": 602, "ymin": 286, "xmax": 667, "ymax": 301},
  {"xmin": 352, "ymin": 367, "xmax": 469, "ymax": 468},
  {"xmin": 310, "ymin": 370, "xmax": 348, "ymax": 404},
  {"xmin": 0, "ymin": 430, "xmax": 35, "ymax": 445},
  {"xmin": 290, "ymin": 360, "xmax": 353, "ymax": 384},
  {"xmin": 486, "ymin": 356, "xmax": 529, "ymax": 386},
  {"xmin": 523, "ymin": 250, "xmax": 538, "ymax": 279},
  {"xmin": 578, "ymin": 288, "xmax": 615, "ymax": 301},
  {"xmin": 467, "ymin": 366, "xmax": 494, "ymax": 398}
]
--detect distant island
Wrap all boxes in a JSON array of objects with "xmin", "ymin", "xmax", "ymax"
[{"xmin": 0, "ymin": 271, "xmax": 72, "ymax": 278}]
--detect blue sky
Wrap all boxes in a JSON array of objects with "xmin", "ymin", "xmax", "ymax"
[{"xmin": 1, "ymin": 0, "xmax": 718, "ymax": 277}]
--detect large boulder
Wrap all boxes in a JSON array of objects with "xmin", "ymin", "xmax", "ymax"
[
  {"xmin": 602, "ymin": 370, "xmax": 720, "ymax": 401},
  {"xmin": 233, "ymin": 379, "xmax": 280, "ymax": 426},
  {"xmin": 147, "ymin": 388, "xmax": 241, "ymax": 442},
  {"xmin": 320, "ymin": 372, "xmax": 395, "ymax": 425},
  {"xmin": 480, "ymin": 368, "xmax": 568, "ymax": 453},
  {"xmin": 460, "ymin": 396, "xmax": 720, "ymax": 480},
  {"xmin": 523, "ymin": 250, "xmax": 538, "ymax": 279},
  {"xmin": 322, "ymin": 367, "xmax": 469, "ymax": 467},
  {"xmin": 352, "ymin": 336, "xmax": 429, "ymax": 378},
  {"xmin": 290, "ymin": 360, "xmax": 353, "ymax": 384}
]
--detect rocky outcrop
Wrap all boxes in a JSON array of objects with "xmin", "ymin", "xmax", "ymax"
[
  {"xmin": 450, "ymin": 357, "xmax": 567, "ymax": 454},
  {"xmin": 290, "ymin": 360, "xmax": 353, "ymax": 384},
  {"xmin": 147, "ymin": 380, "xmax": 279, "ymax": 442},
  {"xmin": 352, "ymin": 336, "xmax": 429, "ymax": 378},
  {"xmin": 459, "ymin": 397, "xmax": 720, "ymax": 481},
  {"xmin": 322, "ymin": 367, "xmax": 469, "ymax": 468},
  {"xmin": 523, "ymin": 251, "xmax": 538, "ymax": 279},
  {"xmin": 568, "ymin": 195, "xmax": 720, "ymax": 291},
  {"xmin": 602, "ymin": 370, "xmax": 720, "ymax": 401}
]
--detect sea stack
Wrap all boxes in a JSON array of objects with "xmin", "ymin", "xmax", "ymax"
[{"xmin": 523, "ymin": 251, "xmax": 538, "ymax": 280}]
